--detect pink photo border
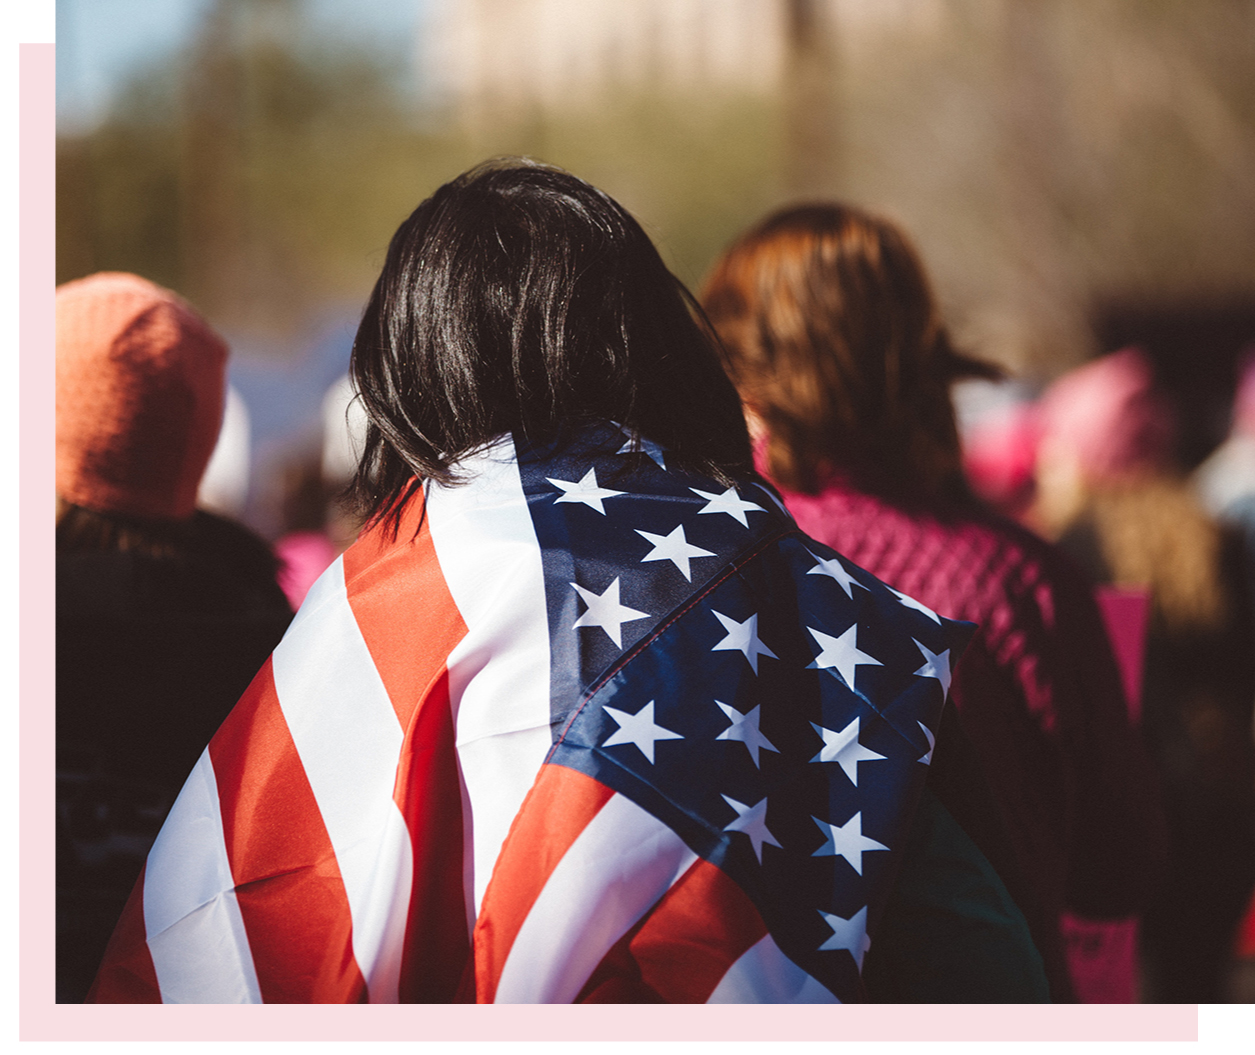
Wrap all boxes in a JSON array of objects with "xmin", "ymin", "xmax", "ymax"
[{"xmin": 20, "ymin": 36, "xmax": 1197, "ymax": 1043}]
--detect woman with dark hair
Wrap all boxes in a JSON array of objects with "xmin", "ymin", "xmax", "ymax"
[
  {"xmin": 92, "ymin": 162, "xmax": 1039, "ymax": 1004},
  {"xmin": 345, "ymin": 159, "xmax": 752, "ymax": 511},
  {"xmin": 701, "ymin": 203, "xmax": 1168, "ymax": 1002}
]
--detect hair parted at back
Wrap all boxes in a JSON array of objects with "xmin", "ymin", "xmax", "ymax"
[
  {"xmin": 347, "ymin": 158, "xmax": 752, "ymax": 525},
  {"xmin": 700, "ymin": 203, "xmax": 998, "ymax": 499}
]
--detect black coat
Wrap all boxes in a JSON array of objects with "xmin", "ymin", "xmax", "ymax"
[{"xmin": 56, "ymin": 512, "xmax": 294, "ymax": 1002}]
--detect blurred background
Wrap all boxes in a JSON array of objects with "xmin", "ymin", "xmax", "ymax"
[{"xmin": 56, "ymin": 0, "xmax": 1255, "ymax": 540}]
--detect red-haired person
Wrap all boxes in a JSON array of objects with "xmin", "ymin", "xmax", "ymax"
[{"xmin": 701, "ymin": 204, "xmax": 1167, "ymax": 1002}]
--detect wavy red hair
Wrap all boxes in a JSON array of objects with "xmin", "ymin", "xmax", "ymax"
[{"xmin": 701, "ymin": 204, "xmax": 997, "ymax": 498}]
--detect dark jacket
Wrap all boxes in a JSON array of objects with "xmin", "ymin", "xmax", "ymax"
[{"xmin": 57, "ymin": 511, "xmax": 293, "ymax": 1002}]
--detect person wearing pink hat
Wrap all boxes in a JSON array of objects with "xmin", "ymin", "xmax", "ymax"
[
  {"xmin": 1035, "ymin": 347, "xmax": 1255, "ymax": 1003},
  {"xmin": 1032, "ymin": 347, "xmax": 1178, "ymax": 536},
  {"xmin": 56, "ymin": 272, "xmax": 293, "ymax": 1002}
]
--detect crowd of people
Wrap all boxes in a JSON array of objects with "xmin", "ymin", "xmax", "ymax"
[{"xmin": 57, "ymin": 159, "xmax": 1255, "ymax": 1004}]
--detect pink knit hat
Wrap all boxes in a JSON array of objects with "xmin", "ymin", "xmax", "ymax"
[
  {"xmin": 56, "ymin": 272, "xmax": 228, "ymax": 521},
  {"xmin": 1037, "ymin": 347, "xmax": 1176, "ymax": 484}
]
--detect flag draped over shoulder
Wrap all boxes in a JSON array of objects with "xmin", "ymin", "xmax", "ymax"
[{"xmin": 89, "ymin": 422, "xmax": 974, "ymax": 1004}]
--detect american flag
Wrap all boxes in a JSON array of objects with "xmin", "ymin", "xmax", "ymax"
[{"xmin": 89, "ymin": 422, "xmax": 972, "ymax": 1003}]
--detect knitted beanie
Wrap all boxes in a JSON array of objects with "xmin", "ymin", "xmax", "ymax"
[
  {"xmin": 1037, "ymin": 347, "xmax": 1177, "ymax": 485},
  {"xmin": 56, "ymin": 272, "xmax": 228, "ymax": 521}
]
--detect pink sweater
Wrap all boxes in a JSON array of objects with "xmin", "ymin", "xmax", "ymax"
[{"xmin": 771, "ymin": 472, "xmax": 1167, "ymax": 1000}]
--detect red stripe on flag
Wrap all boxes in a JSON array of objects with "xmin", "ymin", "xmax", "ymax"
[
  {"xmin": 343, "ymin": 498, "xmax": 474, "ymax": 1001},
  {"xmin": 576, "ymin": 856, "xmax": 769, "ymax": 1003},
  {"xmin": 209, "ymin": 658, "xmax": 367, "ymax": 1003},
  {"xmin": 85, "ymin": 862, "xmax": 161, "ymax": 1003},
  {"xmin": 342, "ymin": 496, "xmax": 468, "ymax": 732},
  {"xmin": 473, "ymin": 765, "xmax": 616, "ymax": 1003},
  {"xmin": 393, "ymin": 667, "xmax": 472, "ymax": 1001}
]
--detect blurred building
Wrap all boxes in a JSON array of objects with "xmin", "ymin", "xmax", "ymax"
[
  {"xmin": 58, "ymin": 0, "xmax": 1255, "ymax": 445},
  {"xmin": 422, "ymin": 0, "xmax": 788, "ymax": 126},
  {"xmin": 419, "ymin": 1, "xmax": 949, "ymax": 135}
]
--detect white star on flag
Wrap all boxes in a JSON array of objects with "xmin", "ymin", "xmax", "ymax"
[
  {"xmin": 889, "ymin": 586, "xmax": 941, "ymax": 624},
  {"xmin": 690, "ymin": 486, "xmax": 764, "ymax": 527},
  {"xmin": 711, "ymin": 610, "xmax": 778, "ymax": 674},
  {"xmin": 818, "ymin": 906, "xmax": 871, "ymax": 969},
  {"xmin": 809, "ymin": 716, "xmax": 886, "ymax": 785},
  {"xmin": 806, "ymin": 551, "xmax": 865, "ymax": 599},
  {"xmin": 602, "ymin": 700, "xmax": 683, "ymax": 764},
  {"xmin": 917, "ymin": 720, "xmax": 936, "ymax": 765},
  {"xmin": 811, "ymin": 811, "xmax": 889, "ymax": 875},
  {"xmin": 715, "ymin": 701, "xmax": 779, "ymax": 768},
  {"xmin": 807, "ymin": 624, "xmax": 882, "ymax": 688},
  {"xmin": 911, "ymin": 639, "xmax": 953, "ymax": 696},
  {"xmin": 547, "ymin": 467, "xmax": 626, "ymax": 514},
  {"xmin": 617, "ymin": 435, "xmax": 667, "ymax": 470},
  {"xmin": 636, "ymin": 525, "xmax": 715, "ymax": 582},
  {"xmin": 721, "ymin": 795, "xmax": 782, "ymax": 863},
  {"xmin": 571, "ymin": 577, "xmax": 649, "ymax": 647}
]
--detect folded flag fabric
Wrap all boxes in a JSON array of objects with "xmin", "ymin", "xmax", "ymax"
[{"xmin": 89, "ymin": 422, "xmax": 974, "ymax": 1004}]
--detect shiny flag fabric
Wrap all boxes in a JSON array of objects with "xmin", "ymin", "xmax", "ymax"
[{"xmin": 89, "ymin": 423, "xmax": 973, "ymax": 1003}]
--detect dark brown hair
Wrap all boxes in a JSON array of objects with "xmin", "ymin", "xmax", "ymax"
[
  {"xmin": 701, "ymin": 203, "xmax": 997, "ymax": 498},
  {"xmin": 347, "ymin": 159, "xmax": 752, "ymax": 528}
]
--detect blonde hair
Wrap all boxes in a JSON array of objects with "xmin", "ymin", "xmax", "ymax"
[{"xmin": 1088, "ymin": 480, "xmax": 1228, "ymax": 634}]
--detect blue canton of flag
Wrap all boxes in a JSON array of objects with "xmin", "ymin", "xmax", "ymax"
[{"xmin": 512, "ymin": 422, "xmax": 975, "ymax": 1001}]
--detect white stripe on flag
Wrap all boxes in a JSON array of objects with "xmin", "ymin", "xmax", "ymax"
[
  {"xmin": 706, "ymin": 933, "xmax": 839, "ymax": 1003},
  {"xmin": 271, "ymin": 555, "xmax": 413, "ymax": 1004},
  {"xmin": 144, "ymin": 750, "xmax": 261, "ymax": 1003},
  {"xmin": 425, "ymin": 439, "xmax": 555, "ymax": 919},
  {"xmin": 493, "ymin": 792, "xmax": 698, "ymax": 1003}
]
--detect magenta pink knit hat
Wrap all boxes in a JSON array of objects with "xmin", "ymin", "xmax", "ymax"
[
  {"xmin": 1037, "ymin": 347, "xmax": 1176, "ymax": 484},
  {"xmin": 56, "ymin": 272, "xmax": 228, "ymax": 521}
]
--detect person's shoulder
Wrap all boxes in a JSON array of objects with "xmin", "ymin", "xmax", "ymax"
[
  {"xmin": 190, "ymin": 509, "xmax": 279, "ymax": 560},
  {"xmin": 804, "ymin": 482, "xmax": 1062, "ymax": 593},
  {"xmin": 933, "ymin": 500, "xmax": 1092, "ymax": 595},
  {"xmin": 875, "ymin": 495, "xmax": 1097, "ymax": 639},
  {"xmin": 184, "ymin": 511, "xmax": 294, "ymax": 614}
]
